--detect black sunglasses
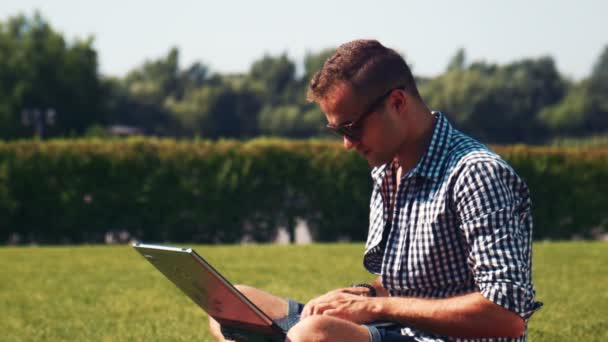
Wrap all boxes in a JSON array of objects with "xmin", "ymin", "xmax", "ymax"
[{"xmin": 326, "ymin": 86, "xmax": 406, "ymax": 142}]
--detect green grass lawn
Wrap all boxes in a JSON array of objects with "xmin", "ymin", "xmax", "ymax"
[{"xmin": 0, "ymin": 242, "xmax": 606, "ymax": 341}]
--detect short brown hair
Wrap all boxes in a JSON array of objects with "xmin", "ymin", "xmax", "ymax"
[{"xmin": 307, "ymin": 39, "xmax": 420, "ymax": 104}]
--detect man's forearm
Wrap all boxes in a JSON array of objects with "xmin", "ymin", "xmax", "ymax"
[{"xmin": 370, "ymin": 292, "xmax": 525, "ymax": 339}]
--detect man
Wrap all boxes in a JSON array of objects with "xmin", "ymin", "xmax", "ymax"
[{"xmin": 210, "ymin": 39, "xmax": 541, "ymax": 342}]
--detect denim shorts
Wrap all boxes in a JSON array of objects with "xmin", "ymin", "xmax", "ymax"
[{"xmin": 275, "ymin": 299, "xmax": 417, "ymax": 342}]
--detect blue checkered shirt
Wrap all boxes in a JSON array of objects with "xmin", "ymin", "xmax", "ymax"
[{"xmin": 363, "ymin": 112, "xmax": 542, "ymax": 342}]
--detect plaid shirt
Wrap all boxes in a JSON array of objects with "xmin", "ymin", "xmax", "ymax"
[{"xmin": 363, "ymin": 112, "xmax": 542, "ymax": 342}]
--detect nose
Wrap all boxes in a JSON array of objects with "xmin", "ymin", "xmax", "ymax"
[{"xmin": 343, "ymin": 136, "xmax": 359, "ymax": 150}]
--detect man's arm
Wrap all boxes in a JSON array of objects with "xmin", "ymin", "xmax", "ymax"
[
  {"xmin": 305, "ymin": 290, "xmax": 525, "ymax": 339},
  {"xmin": 370, "ymin": 291, "xmax": 525, "ymax": 339}
]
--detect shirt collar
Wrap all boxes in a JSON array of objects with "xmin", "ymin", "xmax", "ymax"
[{"xmin": 371, "ymin": 111, "xmax": 452, "ymax": 184}]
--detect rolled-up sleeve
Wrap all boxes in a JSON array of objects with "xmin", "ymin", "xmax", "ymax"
[{"xmin": 454, "ymin": 159, "xmax": 542, "ymax": 320}]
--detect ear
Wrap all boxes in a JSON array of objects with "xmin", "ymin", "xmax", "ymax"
[{"xmin": 389, "ymin": 90, "xmax": 407, "ymax": 115}]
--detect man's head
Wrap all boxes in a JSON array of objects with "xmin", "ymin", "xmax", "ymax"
[{"xmin": 307, "ymin": 39, "xmax": 429, "ymax": 167}]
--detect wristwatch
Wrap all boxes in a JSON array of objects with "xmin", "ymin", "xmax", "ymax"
[{"xmin": 351, "ymin": 283, "xmax": 377, "ymax": 297}]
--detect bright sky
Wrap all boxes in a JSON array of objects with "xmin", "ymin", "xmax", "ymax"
[{"xmin": 1, "ymin": 0, "xmax": 606, "ymax": 80}]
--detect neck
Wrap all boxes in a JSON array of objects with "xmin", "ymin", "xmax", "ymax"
[{"xmin": 394, "ymin": 109, "xmax": 436, "ymax": 173}]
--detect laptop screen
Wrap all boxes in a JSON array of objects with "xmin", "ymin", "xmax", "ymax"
[{"xmin": 133, "ymin": 244, "xmax": 278, "ymax": 332}]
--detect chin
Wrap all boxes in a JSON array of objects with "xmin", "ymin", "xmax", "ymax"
[
  {"xmin": 362, "ymin": 149, "xmax": 391, "ymax": 167},
  {"xmin": 366, "ymin": 156, "xmax": 388, "ymax": 167}
]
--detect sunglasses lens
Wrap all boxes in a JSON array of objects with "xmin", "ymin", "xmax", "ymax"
[{"xmin": 331, "ymin": 127, "xmax": 359, "ymax": 142}]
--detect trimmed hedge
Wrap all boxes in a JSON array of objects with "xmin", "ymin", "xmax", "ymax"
[{"xmin": 0, "ymin": 138, "xmax": 606, "ymax": 244}]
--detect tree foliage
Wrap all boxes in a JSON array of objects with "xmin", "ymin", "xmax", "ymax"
[
  {"xmin": 539, "ymin": 46, "xmax": 608, "ymax": 136},
  {"xmin": 0, "ymin": 12, "xmax": 607, "ymax": 144},
  {"xmin": 421, "ymin": 55, "xmax": 566, "ymax": 143},
  {"xmin": 0, "ymin": 12, "xmax": 103, "ymax": 139}
]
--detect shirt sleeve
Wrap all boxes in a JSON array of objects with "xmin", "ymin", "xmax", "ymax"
[{"xmin": 453, "ymin": 159, "xmax": 542, "ymax": 320}]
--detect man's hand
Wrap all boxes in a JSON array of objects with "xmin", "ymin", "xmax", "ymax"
[{"xmin": 300, "ymin": 288, "xmax": 379, "ymax": 324}]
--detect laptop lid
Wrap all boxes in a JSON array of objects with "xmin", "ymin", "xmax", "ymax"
[{"xmin": 132, "ymin": 243, "xmax": 285, "ymax": 337}]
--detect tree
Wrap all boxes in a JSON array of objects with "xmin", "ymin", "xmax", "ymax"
[
  {"xmin": 108, "ymin": 47, "xmax": 215, "ymax": 136},
  {"xmin": 258, "ymin": 105, "xmax": 324, "ymax": 137},
  {"xmin": 538, "ymin": 81, "xmax": 589, "ymax": 135},
  {"xmin": 589, "ymin": 45, "xmax": 608, "ymax": 91},
  {"xmin": 179, "ymin": 62, "xmax": 211, "ymax": 97},
  {"xmin": 422, "ymin": 55, "xmax": 566, "ymax": 143},
  {"xmin": 539, "ymin": 45, "xmax": 608, "ymax": 136},
  {"xmin": 103, "ymin": 76, "xmax": 180, "ymax": 136},
  {"xmin": 123, "ymin": 47, "xmax": 180, "ymax": 106},
  {"xmin": 0, "ymin": 12, "xmax": 104, "ymax": 138},
  {"xmin": 248, "ymin": 53, "xmax": 297, "ymax": 105},
  {"xmin": 586, "ymin": 46, "xmax": 608, "ymax": 131},
  {"xmin": 167, "ymin": 82, "xmax": 262, "ymax": 138},
  {"xmin": 446, "ymin": 48, "xmax": 466, "ymax": 72}
]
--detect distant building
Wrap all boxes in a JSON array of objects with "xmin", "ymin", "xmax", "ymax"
[{"xmin": 107, "ymin": 125, "xmax": 144, "ymax": 136}]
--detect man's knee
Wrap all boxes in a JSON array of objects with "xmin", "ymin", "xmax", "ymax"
[
  {"xmin": 233, "ymin": 284, "xmax": 288, "ymax": 319},
  {"xmin": 287, "ymin": 316, "xmax": 371, "ymax": 342},
  {"xmin": 287, "ymin": 316, "xmax": 333, "ymax": 342}
]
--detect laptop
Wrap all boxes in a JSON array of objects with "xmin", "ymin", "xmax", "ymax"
[{"xmin": 132, "ymin": 243, "xmax": 286, "ymax": 341}]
